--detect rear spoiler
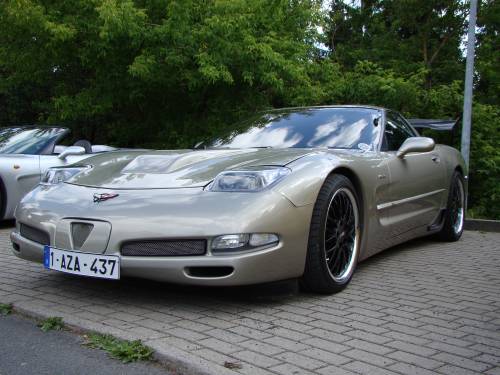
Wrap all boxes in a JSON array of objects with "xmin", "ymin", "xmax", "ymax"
[{"xmin": 408, "ymin": 118, "xmax": 459, "ymax": 131}]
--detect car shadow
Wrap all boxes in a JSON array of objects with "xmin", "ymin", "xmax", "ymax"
[
  {"xmin": 57, "ymin": 235, "xmax": 440, "ymax": 306},
  {"xmin": 357, "ymin": 235, "xmax": 436, "ymax": 269},
  {"xmin": 3, "ymin": 218, "xmax": 441, "ymax": 304}
]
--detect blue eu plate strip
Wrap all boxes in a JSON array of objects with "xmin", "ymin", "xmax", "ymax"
[{"xmin": 43, "ymin": 246, "xmax": 50, "ymax": 269}]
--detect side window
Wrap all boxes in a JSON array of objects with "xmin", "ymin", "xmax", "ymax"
[{"xmin": 382, "ymin": 112, "xmax": 416, "ymax": 151}]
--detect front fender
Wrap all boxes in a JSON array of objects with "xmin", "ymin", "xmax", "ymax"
[
  {"xmin": 275, "ymin": 153, "xmax": 341, "ymax": 207},
  {"xmin": 275, "ymin": 151, "xmax": 392, "ymax": 261}
]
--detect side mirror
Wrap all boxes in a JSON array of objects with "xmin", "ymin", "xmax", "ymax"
[
  {"xmin": 58, "ymin": 145, "xmax": 86, "ymax": 160},
  {"xmin": 397, "ymin": 137, "xmax": 435, "ymax": 158}
]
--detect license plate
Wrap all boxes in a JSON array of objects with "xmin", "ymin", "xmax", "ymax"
[{"xmin": 43, "ymin": 246, "xmax": 120, "ymax": 280}]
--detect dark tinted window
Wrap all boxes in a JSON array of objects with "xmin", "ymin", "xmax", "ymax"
[
  {"xmin": 383, "ymin": 112, "xmax": 417, "ymax": 151},
  {"xmin": 207, "ymin": 108, "xmax": 382, "ymax": 150},
  {"xmin": 0, "ymin": 127, "xmax": 66, "ymax": 154}
]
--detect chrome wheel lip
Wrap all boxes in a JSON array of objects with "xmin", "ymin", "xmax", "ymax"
[
  {"xmin": 323, "ymin": 187, "xmax": 360, "ymax": 283},
  {"xmin": 453, "ymin": 178, "xmax": 465, "ymax": 234}
]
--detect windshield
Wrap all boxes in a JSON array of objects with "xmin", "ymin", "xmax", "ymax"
[
  {"xmin": 0, "ymin": 127, "xmax": 67, "ymax": 154},
  {"xmin": 207, "ymin": 107, "xmax": 382, "ymax": 150}
]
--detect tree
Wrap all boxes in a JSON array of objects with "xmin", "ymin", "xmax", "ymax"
[
  {"xmin": 476, "ymin": 0, "xmax": 500, "ymax": 105},
  {"xmin": 0, "ymin": 0, "xmax": 322, "ymax": 146},
  {"xmin": 325, "ymin": 0, "xmax": 467, "ymax": 87}
]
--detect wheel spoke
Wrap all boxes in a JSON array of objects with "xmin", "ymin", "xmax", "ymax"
[
  {"xmin": 326, "ymin": 243, "xmax": 337, "ymax": 256},
  {"xmin": 325, "ymin": 233, "xmax": 338, "ymax": 243}
]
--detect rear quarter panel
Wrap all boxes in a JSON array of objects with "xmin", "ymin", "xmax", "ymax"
[{"xmin": 437, "ymin": 144, "xmax": 468, "ymax": 203}]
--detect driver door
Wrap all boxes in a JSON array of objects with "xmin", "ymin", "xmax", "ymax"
[{"xmin": 379, "ymin": 111, "xmax": 446, "ymax": 237}]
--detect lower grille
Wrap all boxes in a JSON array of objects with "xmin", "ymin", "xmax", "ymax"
[
  {"xmin": 121, "ymin": 239, "xmax": 206, "ymax": 257},
  {"xmin": 20, "ymin": 223, "xmax": 50, "ymax": 246}
]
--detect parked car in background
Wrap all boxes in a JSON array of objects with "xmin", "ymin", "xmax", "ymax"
[
  {"xmin": 0, "ymin": 126, "xmax": 116, "ymax": 220},
  {"xmin": 11, "ymin": 106, "xmax": 466, "ymax": 294}
]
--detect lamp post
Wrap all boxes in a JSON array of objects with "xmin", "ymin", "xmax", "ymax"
[{"xmin": 461, "ymin": 0, "xmax": 478, "ymax": 168}]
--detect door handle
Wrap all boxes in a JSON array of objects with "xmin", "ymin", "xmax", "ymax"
[{"xmin": 431, "ymin": 155, "xmax": 440, "ymax": 163}]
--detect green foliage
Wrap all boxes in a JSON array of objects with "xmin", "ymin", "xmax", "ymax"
[
  {"xmin": 476, "ymin": 0, "xmax": 500, "ymax": 105},
  {"xmin": 0, "ymin": 303, "xmax": 13, "ymax": 316},
  {"xmin": 38, "ymin": 316, "xmax": 65, "ymax": 331},
  {"xmin": 467, "ymin": 104, "xmax": 500, "ymax": 219},
  {"xmin": 0, "ymin": 0, "xmax": 498, "ymax": 218},
  {"xmin": 0, "ymin": 0, "xmax": 321, "ymax": 147},
  {"xmin": 85, "ymin": 333, "xmax": 153, "ymax": 363},
  {"xmin": 324, "ymin": 0, "xmax": 467, "ymax": 87}
]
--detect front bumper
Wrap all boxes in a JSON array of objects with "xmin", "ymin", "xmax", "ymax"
[{"xmin": 11, "ymin": 185, "xmax": 313, "ymax": 286}]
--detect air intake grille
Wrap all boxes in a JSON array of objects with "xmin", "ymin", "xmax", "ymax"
[
  {"xmin": 121, "ymin": 240, "xmax": 206, "ymax": 257},
  {"xmin": 71, "ymin": 222, "xmax": 94, "ymax": 250},
  {"xmin": 20, "ymin": 224, "xmax": 50, "ymax": 246}
]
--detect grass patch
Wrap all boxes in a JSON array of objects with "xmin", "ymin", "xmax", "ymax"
[
  {"xmin": 38, "ymin": 317, "xmax": 65, "ymax": 332},
  {"xmin": 84, "ymin": 333, "xmax": 154, "ymax": 363},
  {"xmin": 0, "ymin": 303, "xmax": 13, "ymax": 316}
]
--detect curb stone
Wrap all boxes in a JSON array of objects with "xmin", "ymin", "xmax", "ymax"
[
  {"xmin": 465, "ymin": 219, "xmax": 500, "ymax": 232},
  {"xmin": 6, "ymin": 303, "xmax": 233, "ymax": 375}
]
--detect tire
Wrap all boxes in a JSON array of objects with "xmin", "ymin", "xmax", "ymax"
[
  {"xmin": 300, "ymin": 174, "xmax": 361, "ymax": 294},
  {"xmin": 437, "ymin": 171, "xmax": 465, "ymax": 242}
]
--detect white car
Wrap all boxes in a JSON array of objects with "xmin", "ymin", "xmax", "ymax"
[{"xmin": 0, "ymin": 126, "xmax": 116, "ymax": 220}]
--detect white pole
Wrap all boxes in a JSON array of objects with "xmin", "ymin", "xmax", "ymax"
[{"xmin": 461, "ymin": 0, "xmax": 478, "ymax": 168}]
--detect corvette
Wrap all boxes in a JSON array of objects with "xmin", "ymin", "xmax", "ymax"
[
  {"xmin": 11, "ymin": 106, "xmax": 466, "ymax": 293},
  {"xmin": 0, "ymin": 126, "xmax": 116, "ymax": 220}
]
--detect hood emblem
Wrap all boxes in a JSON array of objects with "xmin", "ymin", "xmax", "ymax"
[{"xmin": 93, "ymin": 193, "xmax": 119, "ymax": 203}]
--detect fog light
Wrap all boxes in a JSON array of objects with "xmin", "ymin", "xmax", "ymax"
[
  {"xmin": 211, "ymin": 233, "xmax": 279, "ymax": 253},
  {"xmin": 249, "ymin": 233, "xmax": 279, "ymax": 247}
]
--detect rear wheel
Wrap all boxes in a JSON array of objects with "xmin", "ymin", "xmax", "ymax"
[
  {"xmin": 437, "ymin": 171, "xmax": 465, "ymax": 242},
  {"xmin": 300, "ymin": 174, "xmax": 361, "ymax": 294}
]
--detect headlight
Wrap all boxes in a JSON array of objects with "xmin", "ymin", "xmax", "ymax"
[
  {"xmin": 208, "ymin": 166, "xmax": 290, "ymax": 192},
  {"xmin": 41, "ymin": 167, "xmax": 89, "ymax": 185}
]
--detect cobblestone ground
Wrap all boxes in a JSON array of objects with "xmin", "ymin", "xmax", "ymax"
[{"xmin": 1, "ymin": 227, "xmax": 499, "ymax": 375}]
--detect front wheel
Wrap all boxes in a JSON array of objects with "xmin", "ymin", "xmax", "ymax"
[
  {"xmin": 437, "ymin": 171, "xmax": 465, "ymax": 242},
  {"xmin": 300, "ymin": 174, "xmax": 361, "ymax": 294}
]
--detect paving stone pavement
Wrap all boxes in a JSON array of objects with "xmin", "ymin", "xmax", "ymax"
[{"xmin": 1, "ymin": 227, "xmax": 499, "ymax": 375}]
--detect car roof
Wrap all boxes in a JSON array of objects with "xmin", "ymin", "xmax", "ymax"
[{"xmin": 265, "ymin": 105, "xmax": 387, "ymax": 112}]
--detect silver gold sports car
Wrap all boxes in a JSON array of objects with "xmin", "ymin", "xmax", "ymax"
[{"xmin": 11, "ymin": 106, "xmax": 466, "ymax": 293}]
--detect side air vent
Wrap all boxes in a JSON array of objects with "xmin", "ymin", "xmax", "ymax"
[
  {"xmin": 121, "ymin": 240, "xmax": 206, "ymax": 256},
  {"xmin": 20, "ymin": 223, "xmax": 50, "ymax": 246}
]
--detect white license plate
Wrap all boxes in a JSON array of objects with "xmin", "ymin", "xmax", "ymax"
[{"xmin": 44, "ymin": 246, "xmax": 120, "ymax": 280}]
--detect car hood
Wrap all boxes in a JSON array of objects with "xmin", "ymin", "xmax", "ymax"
[{"xmin": 68, "ymin": 149, "xmax": 313, "ymax": 189}]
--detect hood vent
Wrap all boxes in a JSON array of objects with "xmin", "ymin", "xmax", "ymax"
[{"xmin": 71, "ymin": 222, "xmax": 94, "ymax": 250}]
